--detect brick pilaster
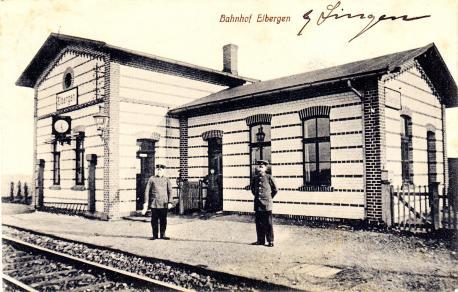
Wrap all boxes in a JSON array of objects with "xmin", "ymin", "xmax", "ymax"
[
  {"xmin": 441, "ymin": 105, "xmax": 448, "ymax": 192},
  {"xmin": 362, "ymin": 79, "xmax": 386, "ymax": 223},
  {"xmin": 179, "ymin": 117, "xmax": 189, "ymax": 180},
  {"xmin": 32, "ymin": 87, "xmax": 38, "ymax": 209},
  {"xmin": 104, "ymin": 59, "xmax": 121, "ymax": 219}
]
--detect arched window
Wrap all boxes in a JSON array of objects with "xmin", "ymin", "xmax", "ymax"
[
  {"xmin": 75, "ymin": 132, "xmax": 85, "ymax": 186},
  {"xmin": 426, "ymin": 131, "xmax": 437, "ymax": 185},
  {"xmin": 246, "ymin": 114, "xmax": 272, "ymax": 177},
  {"xmin": 52, "ymin": 141, "xmax": 60, "ymax": 185},
  {"xmin": 299, "ymin": 106, "xmax": 331, "ymax": 188},
  {"xmin": 400, "ymin": 115, "xmax": 412, "ymax": 184}
]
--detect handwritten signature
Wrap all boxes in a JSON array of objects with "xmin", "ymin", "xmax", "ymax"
[{"xmin": 297, "ymin": 1, "xmax": 431, "ymax": 42}]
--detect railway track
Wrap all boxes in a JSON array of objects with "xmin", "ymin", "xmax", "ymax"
[
  {"xmin": 3, "ymin": 225, "xmax": 296, "ymax": 291},
  {"xmin": 2, "ymin": 235, "xmax": 190, "ymax": 291}
]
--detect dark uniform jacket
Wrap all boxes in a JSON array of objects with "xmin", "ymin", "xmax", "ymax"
[
  {"xmin": 204, "ymin": 173, "xmax": 220, "ymax": 191},
  {"xmin": 251, "ymin": 174, "xmax": 278, "ymax": 211},
  {"xmin": 144, "ymin": 176, "xmax": 173, "ymax": 209}
]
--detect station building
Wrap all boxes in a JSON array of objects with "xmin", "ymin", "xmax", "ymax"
[{"xmin": 17, "ymin": 34, "xmax": 457, "ymax": 222}]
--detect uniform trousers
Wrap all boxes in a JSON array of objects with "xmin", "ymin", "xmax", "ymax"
[
  {"xmin": 150, "ymin": 208, "xmax": 168, "ymax": 238},
  {"xmin": 255, "ymin": 211, "xmax": 274, "ymax": 244}
]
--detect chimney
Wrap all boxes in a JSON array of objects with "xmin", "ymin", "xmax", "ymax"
[{"xmin": 223, "ymin": 44, "xmax": 238, "ymax": 75}]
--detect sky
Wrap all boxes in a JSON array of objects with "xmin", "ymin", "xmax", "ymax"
[{"xmin": 0, "ymin": 0, "xmax": 457, "ymax": 177}]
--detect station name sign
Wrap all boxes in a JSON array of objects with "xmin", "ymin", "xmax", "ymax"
[
  {"xmin": 56, "ymin": 87, "xmax": 78, "ymax": 110},
  {"xmin": 384, "ymin": 87, "xmax": 401, "ymax": 110}
]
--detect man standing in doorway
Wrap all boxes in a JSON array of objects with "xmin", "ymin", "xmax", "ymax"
[
  {"xmin": 142, "ymin": 164, "xmax": 174, "ymax": 240},
  {"xmin": 204, "ymin": 168, "xmax": 220, "ymax": 212},
  {"xmin": 250, "ymin": 160, "xmax": 278, "ymax": 247}
]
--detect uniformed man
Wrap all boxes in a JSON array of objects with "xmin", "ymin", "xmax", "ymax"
[
  {"xmin": 250, "ymin": 160, "xmax": 278, "ymax": 247},
  {"xmin": 204, "ymin": 168, "xmax": 220, "ymax": 212},
  {"xmin": 142, "ymin": 164, "xmax": 174, "ymax": 240}
]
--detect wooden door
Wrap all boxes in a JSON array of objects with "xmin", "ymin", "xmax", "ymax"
[
  {"xmin": 207, "ymin": 138, "xmax": 223, "ymax": 211},
  {"xmin": 136, "ymin": 139, "xmax": 155, "ymax": 210}
]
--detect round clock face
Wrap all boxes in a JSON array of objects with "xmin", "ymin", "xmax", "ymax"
[{"xmin": 54, "ymin": 119, "xmax": 70, "ymax": 133}]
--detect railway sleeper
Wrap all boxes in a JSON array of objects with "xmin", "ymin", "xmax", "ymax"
[{"xmin": 16, "ymin": 269, "xmax": 79, "ymax": 282}]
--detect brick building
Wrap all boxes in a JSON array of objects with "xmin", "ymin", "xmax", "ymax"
[{"xmin": 17, "ymin": 34, "xmax": 457, "ymax": 223}]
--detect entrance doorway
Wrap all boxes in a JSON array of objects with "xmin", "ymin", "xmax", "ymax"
[
  {"xmin": 206, "ymin": 137, "xmax": 223, "ymax": 211},
  {"xmin": 136, "ymin": 139, "xmax": 155, "ymax": 210},
  {"xmin": 427, "ymin": 131, "xmax": 437, "ymax": 186}
]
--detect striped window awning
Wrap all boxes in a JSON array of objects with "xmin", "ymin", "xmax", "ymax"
[
  {"xmin": 298, "ymin": 106, "xmax": 331, "ymax": 120},
  {"xmin": 245, "ymin": 113, "xmax": 272, "ymax": 126},
  {"xmin": 149, "ymin": 132, "xmax": 161, "ymax": 142},
  {"xmin": 202, "ymin": 130, "xmax": 223, "ymax": 141},
  {"xmin": 425, "ymin": 123, "xmax": 436, "ymax": 132},
  {"xmin": 72, "ymin": 125, "xmax": 86, "ymax": 134},
  {"xmin": 136, "ymin": 131, "xmax": 161, "ymax": 142}
]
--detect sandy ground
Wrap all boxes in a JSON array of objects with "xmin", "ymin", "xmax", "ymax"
[{"xmin": 1, "ymin": 204, "xmax": 457, "ymax": 291}]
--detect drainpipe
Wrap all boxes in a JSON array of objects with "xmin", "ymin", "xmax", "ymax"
[{"xmin": 347, "ymin": 80, "xmax": 368, "ymax": 219}]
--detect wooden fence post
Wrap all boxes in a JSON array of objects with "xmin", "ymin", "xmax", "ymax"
[
  {"xmin": 24, "ymin": 183, "xmax": 29, "ymax": 205},
  {"xmin": 9, "ymin": 182, "xmax": 14, "ymax": 201},
  {"xmin": 429, "ymin": 182, "xmax": 440, "ymax": 230},
  {"xmin": 390, "ymin": 185, "xmax": 394, "ymax": 226},
  {"xmin": 86, "ymin": 154, "xmax": 97, "ymax": 213},
  {"xmin": 179, "ymin": 181, "xmax": 185, "ymax": 215},
  {"xmin": 36, "ymin": 159, "xmax": 45, "ymax": 209},
  {"xmin": 16, "ymin": 181, "xmax": 22, "ymax": 201},
  {"xmin": 381, "ymin": 170, "xmax": 393, "ymax": 227}
]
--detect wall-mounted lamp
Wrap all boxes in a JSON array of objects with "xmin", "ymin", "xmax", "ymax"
[
  {"xmin": 256, "ymin": 125, "xmax": 266, "ymax": 143},
  {"xmin": 93, "ymin": 104, "xmax": 109, "ymax": 139}
]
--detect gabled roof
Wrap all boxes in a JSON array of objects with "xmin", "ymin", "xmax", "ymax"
[
  {"xmin": 16, "ymin": 33, "xmax": 258, "ymax": 88},
  {"xmin": 169, "ymin": 43, "xmax": 457, "ymax": 115}
]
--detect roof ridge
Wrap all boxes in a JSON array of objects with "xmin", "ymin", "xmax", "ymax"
[
  {"xmin": 262, "ymin": 43, "xmax": 431, "ymax": 84},
  {"xmin": 170, "ymin": 42, "xmax": 458, "ymax": 113},
  {"xmin": 17, "ymin": 33, "xmax": 258, "ymax": 88},
  {"xmin": 50, "ymin": 32, "xmax": 106, "ymax": 46}
]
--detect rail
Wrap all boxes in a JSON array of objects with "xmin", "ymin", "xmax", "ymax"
[{"xmin": 2, "ymin": 235, "xmax": 191, "ymax": 292}]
